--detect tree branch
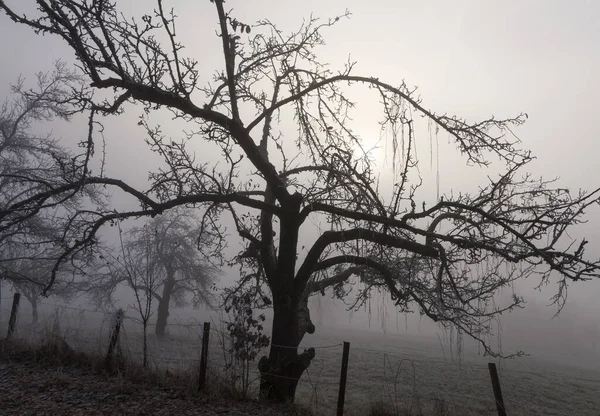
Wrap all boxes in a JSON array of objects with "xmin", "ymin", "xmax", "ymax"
[
  {"xmin": 304, "ymin": 266, "xmax": 362, "ymax": 296},
  {"xmin": 295, "ymin": 228, "xmax": 438, "ymax": 293},
  {"xmin": 213, "ymin": 0, "xmax": 240, "ymax": 121}
]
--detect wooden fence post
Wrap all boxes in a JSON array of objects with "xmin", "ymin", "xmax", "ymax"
[
  {"xmin": 337, "ymin": 341, "xmax": 350, "ymax": 416},
  {"xmin": 488, "ymin": 362, "xmax": 507, "ymax": 416},
  {"xmin": 104, "ymin": 309, "xmax": 124, "ymax": 372},
  {"xmin": 6, "ymin": 293, "xmax": 21, "ymax": 340},
  {"xmin": 198, "ymin": 322, "xmax": 210, "ymax": 391}
]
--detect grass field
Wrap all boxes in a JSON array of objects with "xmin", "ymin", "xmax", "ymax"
[{"xmin": 1, "ymin": 298, "xmax": 599, "ymax": 415}]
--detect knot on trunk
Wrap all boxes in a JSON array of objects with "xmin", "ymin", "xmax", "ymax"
[
  {"xmin": 258, "ymin": 355, "xmax": 271, "ymax": 373},
  {"xmin": 296, "ymin": 295, "xmax": 315, "ymax": 341},
  {"xmin": 299, "ymin": 347, "xmax": 315, "ymax": 367},
  {"xmin": 258, "ymin": 348, "xmax": 316, "ymax": 403}
]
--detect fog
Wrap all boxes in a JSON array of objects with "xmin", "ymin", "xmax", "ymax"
[{"xmin": 1, "ymin": 0, "xmax": 600, "ymax": 372}]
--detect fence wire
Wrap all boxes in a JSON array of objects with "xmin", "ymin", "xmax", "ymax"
[{"xmin": 2, "ymin": 301, "xmax": 600, "ymax": 415}]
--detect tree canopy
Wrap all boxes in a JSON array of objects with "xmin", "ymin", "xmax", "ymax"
[{"xmin": 1, "ymin": 0, "xmax": 599, "ymax": 402}]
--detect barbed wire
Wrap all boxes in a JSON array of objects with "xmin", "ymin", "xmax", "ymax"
[
  {"xmin": 5, "ymin": 304, "xmax": 600, "ymax": 403},
  {"xmin": 349, "ymin": 345, "xmax": 600, "ymax": 383},
  {"xmin": 2, "ymin": 306, "xmax": 207, "ymax": 347},
  {"xmin": 3, "ymin": 331, "xmax": 596, "ymax": 416},
  {"xmin": 7, "ymin": 322, "xmax": 203, "ymax": 365},
  {"xmin": 411, "ymin": 394, "xmax": 497, "ymax": 414},
  {"xmin": 10, "ymin": 312, "xmax": 600, "ymax": 386},
  {"xmin": 271, "ymin": 342, "xmax": 344, "ymax": 350},
  {"xmin": 127, "ymin": 350, "xmax": 199, "ymax": 363},
  {"xmin": 499, "ymin": 367, "xmax": 600, "ymax": 384},
  {"xmin": 351, "ymin": 345, "xmax": 488, "ymax": 371},
  {"xmin": 209, "ymin": 325, "xmax": 343, "ymax": 350},
  {"xmin": 121, "ymin": 319, "xmax": 204, "ymax": 330},
  {"xmin": 10, "ymin": 323, "xmax": 100, "ymax": 343},
  {"xmin": 37, "ymin": 301, "xmax": 111, "ymax": 315}
]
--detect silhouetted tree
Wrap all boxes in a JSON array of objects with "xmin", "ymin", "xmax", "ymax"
[
  {"xmin": 0, "ymin": 65, "xmax": 102, "ymax": 301},
  {"xmin": 1, "ymin": 247, "xmax": 80, "ymax": 324},
  {"xmin": 109, "ymin": 220, "xmax": 159, "ymax": 368},
  {"xmin": 2, "ymin": 0, "xmax": 600, "ymax": 403},
  {"xmin": 86, "ymin": 208, "xmax": 217, "ymax": 338}
]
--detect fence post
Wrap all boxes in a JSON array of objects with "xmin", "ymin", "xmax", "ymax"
[
  {"xmin": 198, "ymin": 322, "xmax": 210, "ymax": 391},
  {"xmin": 337, "ymin": 341, "xmax": 350, "ymax": 416},
  {"xmin": 104, "ymin": 309, "xmax": 124, "ymax": 372},
  {"xmin": 6, "ymin": 293, "xmax": 21, "ymax": 340},
  {"xmin": 488, "ymin": 362, "xmax": 507, "ymax": 416}
]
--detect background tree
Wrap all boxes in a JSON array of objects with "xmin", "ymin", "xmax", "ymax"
[
  {"xmin": 2, "ymin": 0, "xmax": 600, "ymax": 403},
  {"xmin": 1, "ymin": 249, "xmax": 78, "ymax": 324},
  {"xmin": 87, "ymin": 208, "xmax": 218, "ymax": 338},
  {"xmin": 0, "ymin": 64, "xmax": 102, "ymax": 309},
  {"xmin": 103, "ymin": 220, "xmax": 161, "ymax": 368}
]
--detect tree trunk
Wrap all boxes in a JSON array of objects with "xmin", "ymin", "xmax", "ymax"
[
  {"xmin": 258, "ymin": 195, "xmax": 313, "ymax": 403},
  {"xmin": 155, "ymin": 278, "xmax": 175, "ymax": 338},
  {"xmin": 258, "ymin": 291, "xmax": 315, "ymax": 403},
  {"xmin": 31, "ymin": 295, "xmax": 38, "ymax": 325}
]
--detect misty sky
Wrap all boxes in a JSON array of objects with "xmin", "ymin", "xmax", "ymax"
[{"xmin": 1, "ymin": 0, "xmax": 600, "ymax": 357}]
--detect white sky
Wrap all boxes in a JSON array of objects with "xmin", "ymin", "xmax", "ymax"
[{"xmin": 1, "ymin": 0, "xmax": 600, "ymax": 357}]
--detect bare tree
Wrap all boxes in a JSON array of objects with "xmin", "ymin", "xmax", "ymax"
[
  {"xmin": 1, "ymin": 250, "xmax": 77, "ymax": 324},
  {"xmin": 102, "ymin": 220, "xmax": 161, "ymax": 368},
  {"xmin": 1, "ymin": 0, "xmax": 600, "ymax": 402},
  {"xmin": 0, "ymin": 63, "xmax": 103, "ymax": 294},
  {"xmin": 86, "ymin": 208, "xmax": 218, "ymax": 338}
]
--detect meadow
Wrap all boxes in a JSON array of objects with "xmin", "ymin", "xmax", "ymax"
[{"xmin": 1, "ymin": 297, "xmax": 599, "ymax": 416}]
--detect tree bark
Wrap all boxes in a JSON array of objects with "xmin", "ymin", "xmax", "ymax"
[
  {"xmin": 258, "ymin": 195, "xmax": 313, "ymax": 403},
  {"xmin": 31, "ymin": 294, "xmax": 38, "ymax": 325},
  {"xmin": 155, "ymin": 277, "xmax": 175, "ymax": 338},
  {"xmin": 258, "ymin": 288, "xmax": 315, "ymax": 403}
]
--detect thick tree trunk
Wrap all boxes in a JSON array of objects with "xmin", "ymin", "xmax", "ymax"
[
  {"xmin": 258, "ymin": 291, "xmax": 315, "ymax": 403},
  {"xmin": 155, "ymin": 278, "xmax": 175, "ymax": 338},
  {"xmin": 258, "ymin": 194, "xmax": 313, "ymax": 403}
]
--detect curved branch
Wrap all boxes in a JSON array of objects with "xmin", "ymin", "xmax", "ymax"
[
  {"xmin": 247, "ymin": 74, "xmax": 528, "ymax": 165},
  {"xmin": 3, "ymin": 176, "xmax": 281, "ymax": 222},
  {"xmin": 304, "ymin": 266, "xmax": 362, "ymax": 296},
  {"xmin": 132, "ymin": 285, "xmax": 163, "ymax": 303},
  {"xmin": 295, "ymin": 228, "xmax": 438, "ymax": 293},
  {"xmin": 313, "ymin": 255, "xmax": 408, "ymax": 303},
  {"xmin": 88, "ymin": 77, "xmax": 289, "ymax": 201}
]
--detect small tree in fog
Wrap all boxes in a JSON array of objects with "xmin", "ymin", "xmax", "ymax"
[
  {"xmin": 102, "ymin": 220, "xmax": 161, "ymax": 368},
  {"xmin": 2, "ymin": 251, "xmax": 77, "ymax": 324},
  {"xmin": 86, "ymin": 208, "xmax": 217, "ymax": 338},
  {"xmin": 3, "ymin": 0, "xmax": 600, "ymax": 403}
]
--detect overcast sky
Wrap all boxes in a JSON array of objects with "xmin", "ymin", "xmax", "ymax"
[{"xmin": 1, "ymin": 0, "xmax": 600, "ymax": 356}]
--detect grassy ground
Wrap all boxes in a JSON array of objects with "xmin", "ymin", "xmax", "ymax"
[
  {"xmin": 0, "ymin": 337, "xmax": 311, "ymax": 416},
  {"xmin": 2, "ymin": 302, "xmax": 600, "ymax": 415}
]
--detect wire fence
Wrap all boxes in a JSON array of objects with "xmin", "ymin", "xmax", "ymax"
[{"xmin": 1, "ymin": 296, "xmax": 600, "ymax": 416}]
